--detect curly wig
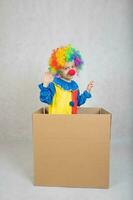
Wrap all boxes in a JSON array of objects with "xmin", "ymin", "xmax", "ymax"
[{"xmin": 48, "ymin": 44, "xmax": 84, "ymax": 75}]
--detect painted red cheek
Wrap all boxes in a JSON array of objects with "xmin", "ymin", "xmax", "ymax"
[{"xmin": 68, "ymin": 69, "xmax": 76, "ymax": 76}]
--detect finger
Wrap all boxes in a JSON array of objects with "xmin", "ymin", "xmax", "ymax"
[
  {"xmin": 89, "ymin": 83, "xmax": 94, "ymax": 87},
  {"xmin": 90, "ymin": 80, "xmax": 94, "ymax": 83}
]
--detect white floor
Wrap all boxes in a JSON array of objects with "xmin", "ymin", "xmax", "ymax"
[{"xmin": 0, "ymin": 136, "xmax": 132, "ymax": 200}]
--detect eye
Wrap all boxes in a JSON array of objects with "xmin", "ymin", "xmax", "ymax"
[
  {"xmin": 65, "ymin": 67, "xmax": 69, "ymax": 70},
  {"xmin": 72, "ymin": 65, "xmax": 75, "ymax": 68}
]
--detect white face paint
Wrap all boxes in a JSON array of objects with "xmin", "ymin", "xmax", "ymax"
[{"xmin": 60, "ymin": 61, "xmax": 77, "ymax": 81}]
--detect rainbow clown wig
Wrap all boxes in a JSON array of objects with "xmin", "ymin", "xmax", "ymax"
[{"xmin": 48, "ymin": 44, "xmax": 84, "ymax": 75}]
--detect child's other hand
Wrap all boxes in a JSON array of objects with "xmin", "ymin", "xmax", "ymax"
[
  {"xmin": 87, "ymin": 80, "xmax": 94, "ymax": 92},
  {"xmin": 43, "ymin": 72, "xmax": 54, "ymax": 87}
]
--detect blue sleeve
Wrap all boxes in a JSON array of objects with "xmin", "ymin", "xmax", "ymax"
[
  {"xmin": 77, "ymin": 90, "xmax": 92, "ymax": 106},
  {"xmin": 38, "ymin": 82, "xmax": 56, "ymax": 104}
]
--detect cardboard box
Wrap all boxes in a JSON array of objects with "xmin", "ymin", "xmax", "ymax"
[{"xmin": 32, "ymin": 107, "xmax": 112, "ymax": 188}]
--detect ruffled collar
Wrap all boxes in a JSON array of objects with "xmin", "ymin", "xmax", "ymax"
[{"xmin": 53, "ymin": 77, "xmax": 78, "ymax": 91}]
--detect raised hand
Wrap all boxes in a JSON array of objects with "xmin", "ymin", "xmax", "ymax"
[
  {"xmin": 87, "ymin": 80, "xmax": 94, "ymax": 92},
  {"xmin": 43, "ymin": 72, "xmax": 54, "ymax": 87}
]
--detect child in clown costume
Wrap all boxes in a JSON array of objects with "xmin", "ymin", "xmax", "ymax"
[{"xmin": 39, "ymin": 45, "xmax": 94, "ymax": 114}]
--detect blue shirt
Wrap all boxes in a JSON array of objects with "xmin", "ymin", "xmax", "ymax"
[{"xmin": 38, "ymin": 77, "xmax": 92, "ymax": 106}]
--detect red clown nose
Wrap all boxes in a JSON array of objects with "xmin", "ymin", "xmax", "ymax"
[{"xmin": 68, "ymin": 69, "xmax": 76, "ymax": 76}]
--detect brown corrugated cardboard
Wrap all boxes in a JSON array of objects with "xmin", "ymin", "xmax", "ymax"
[{"xmin": 32, "ymin": 107, "xmax": 112, "ymax": 188}]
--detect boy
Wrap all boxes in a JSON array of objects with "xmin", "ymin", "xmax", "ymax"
[{"xmin": 39, "ymin": 45, "xmax": 94, "ymax": 114}]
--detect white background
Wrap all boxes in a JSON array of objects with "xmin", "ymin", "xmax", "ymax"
[
  {"xmin": 0, "ymin": 0, "xmax": 132, "ymax": 199},
  {"xmin": 0, "ymin": 0, "xmax": 133, "ymax": 140}
]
